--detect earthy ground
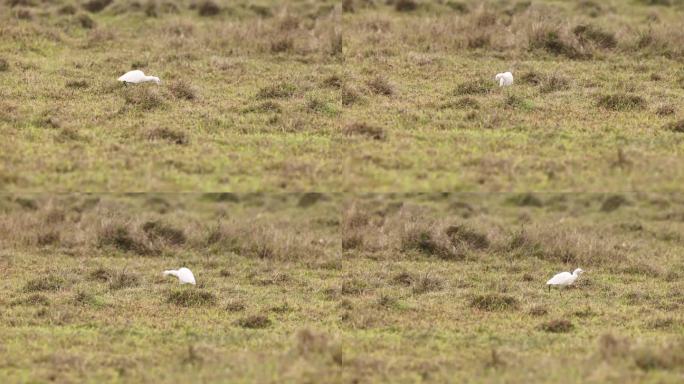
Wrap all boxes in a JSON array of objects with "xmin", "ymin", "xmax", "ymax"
[{"xmin": 1, "ymin": 193, "xmax": 683, "ymax": 382}]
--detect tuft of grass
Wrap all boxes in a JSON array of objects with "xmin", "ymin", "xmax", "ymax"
[
  {"xmin": 573, "ymin": 24, "xmax": 617, "ymax": 48},
  {"xmin": 401, "ymin": 225, "xmax": 458, "ymax": 260},
  {"xmin": 539, "ymin": 74, "xmax": 570, "ymax": 93},
  {"xmin": 297, "ymin": 193, "xmax": 324, "ymax": 208},
  {"xmin": 392, "ymin": 271, "xmax": 415, "ymax": 286},
  {"xmin": 225, "ymin": 300, "xmax": 246, "ymax": 312},
  {"xmin": 270, "ymin": 37, "xmax": 294, "ymax": 53},
  {"xmin": 440, "ymin": 97, "xmax": 480, "ymax": 110},
  {"xmin": 197, "ymin": 0, "xmax": 221, "ymax": 17},
  {"xmin": 341, "ymin": 278, "xmax": 367, "ymax": 295},
  {"xmin": 77, "ymin": 13, "xmax": 95, "ymax": 29},
  {"xmin": 167, "ymin": 289, "xmax": 217, "ymax": 307},
  {"xmin": 82, "ymin": 0, "xmax": 112, "ymax": 13},
  {"xmin": 469, "ymin": 294, "xmax": 519, "ymax": 311},
  {"xmin": 58, "ymin": 4, "xmax": 77, "ymax": 15},
  {"xmin": 367, "ymin": 76, "xmax": 394, "ymax": 96},
  {"xmin": 169, "ymin": 80, "xmax": 197, "ymax": 100},
  {"xmin": 0, "ymin": 58, "xmax": 8, "ymax": 72},
  {"xmin": 395, "ymin": 0, "xmax": 418, "ymax": 12},
  {"xmin": 539, "ymin": 319, "xmax": 574, "ymax": 333},
  {"xmin": 243, "ymin": 101, "xmax": 282, "ymax": 114},
  {"xmin": 108, "ymin": 270, "xmax": 140, "ymax": 290},
  {"xmin": 97, "ymin": 224, "xmax": 150, "ymax": 255},
  {"xmin": 445, "ymin": 224, "xmax": 489, "ymax": 250},
  {"xmin": 24, "ymin": 275, "xmax": 64, "ymax": 292},
  {"xmin": 257, "ymin": 83, "xmax": 296, "ymax": 99},
  {"xmin": 18, "ymin": 294, "xmax": 50, "ymax": 306},
  {"xmin": 412, "ymin": 273, "xmax": 444, "ymax": 294},
  {"xmin": 529, "ymin": 29, "xmax": 587, "ymax": 59},
  {"xmin": 529, "ymin": 305, "xmax": 548, "ymax": 317},
  {"xmin": 66, "ymin": 80, "xmax": 88, "ymax": 89},
  {"xmin": 506, "ymin": 193, "xmax": 543, "ymax": 207},
  {"xmin": 664, "ymin": 119, "xmax": 684, "ymax": 133},
  {"xmin": 124, "ymin": 87, "xmax": 164, "ymax": 111},
  {"xmin": 235, "ymin": 314, "xmax": 271, "ymax": 329},
  {"xmin": 141, "ymin": 220, "xmax": 186, "ymax": 245},
  {"xmin": 342, "ymin": 122, "xmax": 386, "ymax": 140},
  {"xmin": 454, "ymin": 79, "xmax": 490, "ymax": 95},
  {"xmin": 597, "ymin": 94, "xmax": 646, "ymax": 111},
  {"xmin": 655, "ymin": 104, "xmax": 675, "ymax": 116},
  {"xmin": 341, "ymin": 86, "xmax": 362, "ymax": 106},
  {"xmin": 145, "ymin": 127, "xmax": 189, "ymax": 145},
  {"xmin": 601, "ymin": 195, "xmax": 628, "ymax": 212}
]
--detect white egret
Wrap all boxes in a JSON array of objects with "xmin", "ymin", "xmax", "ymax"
[
  {"xmin": 163, "ymin": 267, "xmax": 196, "ymax": 285},
  {"xmin": 546, "ymin": 268, "xmax": 583, "ymax": 293},
  {"xmin": 118, "ymin": 70, "xmax": 160, "ymax": 86},
  {"xmin": 495, "ymin": 72, "xmax": 513, "ymax": 87}
]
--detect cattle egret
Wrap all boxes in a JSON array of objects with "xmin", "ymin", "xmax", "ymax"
[
  {"xmin": 163, "ymin": 267, "xmax": 196, "ymax": 285},
  {"xmin": 118, "ymin": 70, "xmax": 161, "ymax": 85},
  {"xmin": 546, "ymin": 268, "xmax": 583, "ymax": 292},
  {"xmin": 495, "ymin": 72, "xmax": 514, "ymax": 87}
]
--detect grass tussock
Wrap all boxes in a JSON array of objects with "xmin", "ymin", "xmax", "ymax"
[
  {"xmin": 469, "ymin": 294, "xmax": 519, "ymax": 311},
  {"xmin": 145, "ymin": 127, "xmax": 189, "ymax": 145},
  {"xmin": 197, "ymin": 0, "xmax": 221, "ymax": 17},
  {"xmin": 257, "ymin": 83, "xmax": 296, "ymax": 99},
  {"xmin": 600, "ymin": 195, "xmax": 628, "ymax": 212},
  {"xmin": 367, "ymin": 76, "xmax": 394, "ymax": 96},
  {"xmin": 167, "ymin": 289, "xmax": 217, "ymax": 307},
  {"xmin": 412, "ymin": 273, "xmax": 444, "ymax": 294},
  {"xmin": 342, "ymin": 122, "xmax": 386, "ymax": 140},
  {"xmin": 236, "ymin": 314, "xmax": 271, "ymax": 329},
  {"xmin": 539, "ymin": 319, "xmax": 574, "ymax": 333},
  {"xmin": 124, "ymin": 87, "xmax": 164, "ymax": 110},
  {"xmin": 664, "ymin": 119, "xmax": 684, "ymax": 133},
  {"xmin": 24, "ymin": 275, "xmax": 64, "ymax": 292},
  {"xmin": 0, "ymin": 58, "xmax": 8, "ymax": 72},
  {"xmin": 294, "ymin": 328, "xmax": 342, "ymax": 364},
  {"xmin": 108, "ymin": 270, "xmax": 140, "ymax": 290},
  {"xmin": 454, "ymin": 79, "xmax": 491, "ymax": 96},
  {"xmin": 168, "ymin": 80, "xmax": 197, "ymax": 100},
  {"xmin": 597, "ymin": 94, "xmax": 646, "ymax": 111},
  {"xmin": 82, "ymin": 0, "xmax": 112, "ymax": 13}
]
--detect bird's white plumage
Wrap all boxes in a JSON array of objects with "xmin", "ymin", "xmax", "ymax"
[
  {"xmin": 546, "ymin": 268, "xmax": 583, "ymax": 287},
  {"xmin": 118, "ymin": 70, "xmax": 160, "ymax": 84},
  {"xmin": 495, "ymin": 71, "xmax": 514, "ymax": 87},
  {"xmin": 163, "ymin": 267, "xmax": 196, "ymax": 285}
]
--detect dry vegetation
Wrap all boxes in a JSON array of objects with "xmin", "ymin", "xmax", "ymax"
[{"xmin": 2, "ymin": 193, "xmax": 683, "ymax": 382}]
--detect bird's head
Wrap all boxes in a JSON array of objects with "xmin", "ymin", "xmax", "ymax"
[
  {"xmin": 573, "ymin": 268, "xmax": 584, "ymax": 275},
  {"xmin": 151, "ymin": 76, "xmax": 161, "ymax": 85},
  {"xmin": 495, "ymin": 73, "xmax": 503, "ymax": 81}
]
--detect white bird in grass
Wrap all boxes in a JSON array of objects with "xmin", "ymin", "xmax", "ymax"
[
  {"xmin": 546, "ymin": 268, "xmax": 583, "ymax": 293},
  {"xmin": 495, "ymin": 71, "xmax": 514, "ymax": 87},
  {"xmin": 118, "ymin": 70, "xmax": 160, "ymax": 86},
  {"xmin": 163, "ymin": 267, "xmax": 196, "ymax": 285}
]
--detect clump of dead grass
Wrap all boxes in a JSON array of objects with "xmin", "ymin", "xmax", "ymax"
[
  {"xmin": 597, "ymin": 94, "xmax": 646, "ymax": 111},
  {"xmin": 469, "ymin": 294, "xmax": 519, "ymax": 311},
  {"xmin": 167, "ymin": 289, "xmax": 217, "ymax": 307},
  {"xmin": 342, "ymin": 122, "xmax": 386, "ymax": 140}
]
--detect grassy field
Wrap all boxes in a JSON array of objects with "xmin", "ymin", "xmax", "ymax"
[
  {"xmin": 341, "ymin": 0, "xmax": 684, "ymax": 191},
  {"xmin": 1, "ymin": 0, "xmax": 684, "ymax": 191},
  {"xmin": 1, "ymin": 0, "xmax": 342, "ymax": 191},
  {"xmin": 1, "ymin": 193, "xmax": 683, "ymax": 382}
]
